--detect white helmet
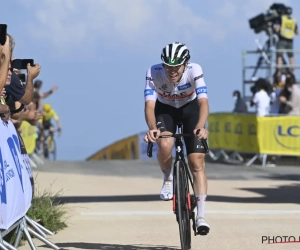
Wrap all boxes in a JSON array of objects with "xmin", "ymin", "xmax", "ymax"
[{"xmin": 161, "ymin": 42, "xmax": 190, "ymax": 66}]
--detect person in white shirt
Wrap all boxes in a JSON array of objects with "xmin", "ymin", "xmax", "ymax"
[{"xmin": 250, "ymin": 79, "xmax": 271, "ymax": 117}]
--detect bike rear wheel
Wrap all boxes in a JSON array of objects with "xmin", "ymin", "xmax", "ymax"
[{"xmin": 175, "ymin": 160, "xmax": 191, "ymax": 249}]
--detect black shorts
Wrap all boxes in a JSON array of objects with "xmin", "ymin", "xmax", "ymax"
[
  {"xmin": 277, "ymin": 39, "xmax": 293, "ymax": 58},
  {"xmin": 154, "ymin": 98, "xmax": 206, "ymax": 155},
  {"xmin": 42, "ymin": 120, "xmax": 53, "ymax": 130}
]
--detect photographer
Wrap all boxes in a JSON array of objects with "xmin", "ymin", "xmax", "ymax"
[
  {"xmin": 5, "ymin": 70, "xmax": 41, "ymax": 128},
  {"xmin": 279, "ymin": 73, "xmax": 300, "ymax": 115},
  {"xmin": 250, "ymin": 78, "xmax": 271, "ymax": 117},
  {"xmin": 275, "ymin": 7, "xmax": 298, "ymax": 74},
  {"xmin": 0, "ymin": 35, "xmax": 41, "ymax": 130},
  {"xmin": 5, "ymin": 61, "xmax": 41, "ymax": 106}
]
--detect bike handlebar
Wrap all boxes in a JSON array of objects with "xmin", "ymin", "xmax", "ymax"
[{"xmin": 147, "ymin": 129, "xmax": 209, "ymax": 157}]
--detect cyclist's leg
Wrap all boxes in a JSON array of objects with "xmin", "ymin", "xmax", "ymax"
[
  {"xmin": 40, "ymin": 120, "xmax": 50, "ymax": 151},
  {"xmin": 182, "ymin": 98, "xmax": 210, "ymax": 231},
  {"xmin": 48, "ymin": 122, "xmax": 54, "ymax": 138},
  {"xmin": 155, "ymin": 100, "xmax": 177, "ymax": 200}
]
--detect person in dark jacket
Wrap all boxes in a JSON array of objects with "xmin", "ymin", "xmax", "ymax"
[{"xmin": 232, "ymin": 90, "xmax": 248, "ymax": 113}]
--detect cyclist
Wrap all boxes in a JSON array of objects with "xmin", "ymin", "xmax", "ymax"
[
  {"xmin": 38, "ymin": 103, "xmax": 61, "ymax": 152},
  {"xmin": 144, "ymin": 42, "xmax": 210, "ymax": 234}
]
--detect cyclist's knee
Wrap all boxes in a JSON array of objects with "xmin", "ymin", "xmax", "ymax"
[
  {"xmin": 157, "ymin": 132, "xmax": 173, "ymax": 155},
  {"xmin": 188, "ymin": 153, "xmax": 206, "ymax": 172}
]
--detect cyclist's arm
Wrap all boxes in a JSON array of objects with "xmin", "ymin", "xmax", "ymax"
[
  {"xmin": 193, "ymin": 64, "xmax": 209, "ymax": 129},
  {"xmin": 52, "ymin": 110, "xmax": 61, "ymax": 129},
  {"xmin": 55, "ymin": 119, "xmax": 61, "ymax": 130},
  {"xmin": 144, "ymin": 68, "xmax": 158, "ymax": 130}
]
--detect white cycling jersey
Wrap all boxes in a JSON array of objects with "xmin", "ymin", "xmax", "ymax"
[{"xmin": 144, "ymin": 62, "xmax": 208, "ymax": 108}]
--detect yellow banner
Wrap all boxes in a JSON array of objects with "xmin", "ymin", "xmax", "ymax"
[
  {"xmin": 208, "ymin": 113, "xmax": 259, "ymax": 153},
  {"xmin": 20, "ymin": 121, "xmax": 37, "ymax": 155},
  {"xmin": 208, "ymin": 113, "xmax": 300, "ymax": 156},
  {"xmin": 87, "ymin": 135, "xmax": 139, "ymax": 160},
  {"xmin": 258, "ymin": 116, "xmax": 300, "ymax": 155}
]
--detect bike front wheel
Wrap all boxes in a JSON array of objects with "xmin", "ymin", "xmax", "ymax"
[
  {"xmin": 48, "ymin": 137, "xmax": 56, "ymax": 160},
  {"xmin": 175, "ymin": 160, "xmax": 191, "ymax": 250}
]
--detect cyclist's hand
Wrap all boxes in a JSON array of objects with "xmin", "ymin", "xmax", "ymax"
[
  {"xmin": 144, "ymin": 129, "xmax": 160, "ymax": 143},
  {"xmin": 194, "ymin": 127, "xmax": 208, "ymax": 140}
]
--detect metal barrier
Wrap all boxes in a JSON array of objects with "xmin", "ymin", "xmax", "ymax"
[
  {"xmin": 0, "ymin": 121, "xmax": 60, "ymax": 250},
  {"xmin": 207, "ymin": 113, "xmax": 300, "ymax": 167},
  {"xmin": 0, "ymin": 216, "xmax": 60, "ymax": 250}
]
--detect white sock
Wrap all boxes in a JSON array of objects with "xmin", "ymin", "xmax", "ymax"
[
  {"xmin": 162, "ymin": 167, "xmax": 173, "ymax": 181},
  {"xmin": 196, "ymin": 194, "xmax": 206, "ymax": 219}
]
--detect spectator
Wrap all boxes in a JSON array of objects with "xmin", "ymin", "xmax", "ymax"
[
  {"xmin": 270, "ymin": 74, "xmax": 286, "ymax": 114},
  {"xmin": 275, "ymin": 7, "xmax": 298, "ymax": 74},
  {"xmin": 278, "ymin": 78, "xmax": 292, "ymax": 114},
  {"xmin": 279, "ymin": 73, "xmax": 300, "ymax": 115},
  {"xmin": 0, "ymin": 35, "xmax": 12, "ymax": 121},
  {"xmin": 232, "ymin": 90, "xmax": 247, "ymax": 113},
  {"xmin": 32, "ymin": 80, "xmax": 58, "ymax": 110},
  {"xmin": 0, "ymin": 33, "xmax": 41, "ymax": 132},
  {"xmin": 2, "ymin": 34, "xmax": 40, "ymax": 119},
  {"xmin": 250, "ymin": 79, "xmax": 271, "ymax": 117}
]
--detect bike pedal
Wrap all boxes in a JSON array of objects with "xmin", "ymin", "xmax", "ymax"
[{"xmin": 197, "ymin": 226, "xmax": 210, "ymax": 236}]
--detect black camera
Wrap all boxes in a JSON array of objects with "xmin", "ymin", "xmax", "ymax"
[{"xmin": 249, "ymin": 3, "xmax": 292, "ymax": 34}]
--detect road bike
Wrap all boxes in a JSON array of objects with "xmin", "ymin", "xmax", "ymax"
[
  {"xmin": 36, "ymin": 128, "xmax": 60, "ymax": 160},
  {"xmin": 147, "ymin": 122, "xmax": 209, "ymax": 250}
]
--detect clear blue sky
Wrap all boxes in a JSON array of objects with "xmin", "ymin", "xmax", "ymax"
[{"xmin": 2, "ymin": 0, "xmax": 300, "ymax": 160}]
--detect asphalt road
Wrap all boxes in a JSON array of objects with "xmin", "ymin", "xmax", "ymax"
[
  {"xmin": 21, "ymin": 159, "xmax": 300, "ymax": 250},
  {"xmin": 34, "ymin": 159, "xmax": 300, "ymax": 181}
]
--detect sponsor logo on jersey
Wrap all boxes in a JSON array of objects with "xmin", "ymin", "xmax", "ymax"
[
  {"xmin": 187, "ymin": 65, "xmax": 192, "ymax": 69},
  {"xmin": 154, "ymin": 67, "xmax": 162, "ymax": 70},
  {"xmin": 196, "ymin": 86, "xmax": 207, "ymax": 94},
  {"xmin": 146, "ymin": 76, "xmax": 153, "ymax": 81},
  {"xmin": 194, "ymin": 74, "xmax": 203, "ymax": 81},
  {"xmin": 177, "ymin": 83, "xmax": 191, "ymax": 91},
  {"xmin": 161, "ymin": 84, "xmax": 168, "ymax": 90},
  {"xmin": 158, "ymin": 91, "xmax": 194, "ymax": 99},
  {"xmin": 144, "ymin": 89, "xmax": 154, "ymax": 96}
]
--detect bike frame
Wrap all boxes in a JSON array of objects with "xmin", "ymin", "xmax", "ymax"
[
  {"xmin": 146, "ymin": 123, "xmax": 209, "ymax": 238},
  {"xmin": 173, "ymin": 122, "xmax": 194, "ymax": 199},
  {"xmin": 172, "ymin": 123, "xmax": 198, "ymax": 236}
]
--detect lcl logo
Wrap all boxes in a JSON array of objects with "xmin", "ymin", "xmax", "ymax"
[
  {"xmin": 277, "ymin": 126, "xmax": 300, "ymax": 137},
  {"xmin": 274, "ymin": 125, "xmax": 300, "ymax": 150}
]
